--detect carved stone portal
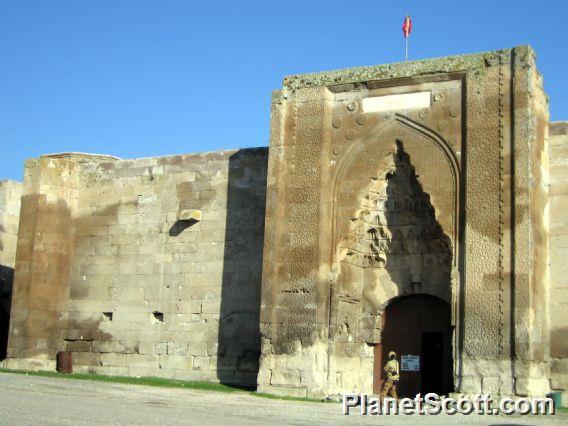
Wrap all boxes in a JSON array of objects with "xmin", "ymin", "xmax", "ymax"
[
  {"xmin": 259, "ymin": 47, "xmax": 551, "ymax": 398},
  {"xmin": 331, "ymin": 139, "xmax": 452, "ymax": 346}
]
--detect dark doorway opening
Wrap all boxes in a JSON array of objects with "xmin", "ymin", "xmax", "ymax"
[
  {"xmin": 421, "ymin": 332, "xmax": 444, "ymax": 395},
  {"xmin": 373, "ymin": 294, "xmax": 453, "ymax": 397}
]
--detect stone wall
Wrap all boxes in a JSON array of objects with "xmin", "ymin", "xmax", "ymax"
[
  {"xmin": 259, "ymin": 46, "xmax": 551, "ymax": 398},
  {"xmin": 549, "ymin": 121, "xmax": 568, "ymax": 398},
  {"xmin": 0, "ymin": 180, "xmax": 22, "ymax": 359},
  {"xmin": 4, "ymin": 149, "xmax": 268, "ymax": 387},
  {"xmin": 1, "ymin": 46, "xmax": 562, "ymax": 399}
]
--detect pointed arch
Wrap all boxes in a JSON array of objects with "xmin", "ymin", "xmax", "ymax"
[{"xmin": 330, "ymin": 114, "xmax": 460, "ymax": 266}]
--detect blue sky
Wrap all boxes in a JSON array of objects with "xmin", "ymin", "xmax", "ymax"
[{"xmin": 1, "ymin": 0, "xmax": 567, "ymax": 181}]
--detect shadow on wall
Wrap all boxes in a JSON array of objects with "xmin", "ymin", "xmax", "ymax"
[
  {"xmin": 217, "ymin": 149, "xmax": 268, "ymax": 389},
  {"xmin": 330, "ymin": 139, "xmax": 456, "ymax": 394},
  {"xmin": 341, "ymin": 139, "xmax": 453, "ymax": 317},
  {"xmin": 381, "ymin": 140, "xmax": 453, "ymax": 290},
  {"xmin": 168, "ymin": 220, "xmax": 196, "ymax": 237},
  {"xmin": 0, "ymin": 265, "xmax": 14, "ymax": 360},
  {"xmin": 378, "ymin": 140, "xmax": 454, "ymax": 396}
]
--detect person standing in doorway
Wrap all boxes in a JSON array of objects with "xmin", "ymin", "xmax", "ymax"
[{"xmin": 380, "ymin": 351, "xmax": 399, "ymax": 399}]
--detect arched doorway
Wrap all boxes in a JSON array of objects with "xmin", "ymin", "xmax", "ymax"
[{"xmin": 373, "ymin": 295, "xmax": 453, "ymax": 397}]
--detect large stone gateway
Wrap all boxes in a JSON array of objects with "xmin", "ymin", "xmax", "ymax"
[
  {"xmin": 258, "ymin": 46, "xmax": 551, "ymax": 398},
  {"xmin": 1, "ymin": 46, "xmax": 565, "ymax": 401}
]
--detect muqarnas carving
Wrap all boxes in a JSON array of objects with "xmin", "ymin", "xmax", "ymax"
[{"xmin": 332, "ymin": 140, "xmax": 453, "ymax": 345}]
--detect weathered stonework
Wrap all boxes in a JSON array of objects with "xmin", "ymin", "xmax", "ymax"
[
  {"xmin": 1, "ymin": 46, "xmax": 564, "ymax": 399},
  {"xmin": 549, "ymin": 121, "xmax": 568, "ymax": 402},
  {"xmin": 259, "ymin": 46, "xmax": 551, "ymax": 398},
  {"xmin": 3, "ymin": 149, "xmax": 268, "ymax": 387},
  {"xmin": 0, "ymin": 180, "xmax": 22, "ymax": 359}
]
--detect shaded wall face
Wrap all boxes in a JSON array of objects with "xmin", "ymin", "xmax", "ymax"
[
  {"xmin": 0, "ymin": 180, "xmax": 22, "ymax": 359},
  {"xmin": 260, "ymin": 47, "xmax": 550, "ymax": 397},
  {"xmin": 6, "ymin": 149, "xmax": 268, "ymax": 387},
  {"xmin": 549, "ymin": 122, "xmax": 568, "ymax": 392},
  {"xmin": 7, "ymin": 158, "xmax": 79, "ymax": 361}
]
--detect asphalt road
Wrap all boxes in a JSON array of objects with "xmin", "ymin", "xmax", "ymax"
[{"xmin": 0, "ymin": 372, "xmax": 565, "ymax": 425}]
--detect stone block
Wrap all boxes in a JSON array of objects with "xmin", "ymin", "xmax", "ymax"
[
  {"xmin": 72, "ymin": 352, "xmax": 102, "ymax": 367},
  {"xmin": 167, "ymin": 300, "xmax": 201, "ymax": 314},
  {"xmin": 551, "ymin": 374, "xmax": 568, "ymax": 390},
  {"xmin": 552, "ymin": 358, "xmax": 568, "ymax": 374},
  {"xmin": 270, "ymin": 369, "xmax": 301, "ymax": 387},
  {"xmin": 515, "ymin": 377, "xmax": 551, "ymax": 397},
  {"xmin": 138, "ymin": 341, "xmax": 155, "ymax": 355},
  {"xmin": 114, "ymin": 311, "xmax": 149, "ymax": 323},
  {"xmin": 65, "ymin": 341, "xmax": 92, "ymax": 352},
  {"xmin": 192, "ymin": 356, "xmax": 209, "ymax": 371},
  {"xmin": 201, "ymin": 300, "xmax": 220, "ymax": 314},
  {"xmin": 482, "ymin": 376, "xmax": 514, "ymax": 395},
  {"xmin": 167, "ymin": 342, "xmax": 189, "ymax": 356},
  {"xmin": 101, "ymin": 353, "xmax": 128, "ymax": 367},
  {"xmin": 154, "ymin": 342, "xmax": 167, "ymax": 355},
  {"xmin": 92, "ymin": 340, "xmax": 138, "ymax": 354},
  {"xmin": 91, "ymin": 366, "xmax": 129, "ymax": 376},
  {"xmin": 177, "ymin": 209, "xmax": 202, "ymax": 222},
  {"xmin": 188, "ymin": 342, "xmax": 208, "ymax": 357},
  {"xmin": 126, "ymin": 354, "xmax": 158, "ymax": 368},
  {"xmin": 460, "ymin": 375, "xmax": 482, "ymax": 394},
  {"xmin": 159, "ymin": 355, "xmax": 193, "ymax": 370}
]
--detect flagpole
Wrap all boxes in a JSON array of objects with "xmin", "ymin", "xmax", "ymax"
[{"xmin": 402, "ymin": 14, "xmax": 411, "ymax": 61}]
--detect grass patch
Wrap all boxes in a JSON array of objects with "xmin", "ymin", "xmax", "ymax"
[
  {"xmin": 0, "ymin": 368, "xmax": 243, "ymax": 393},
  {"xmin": 0, "ymin": 368, "xmax": 328, "ymax": 403}
]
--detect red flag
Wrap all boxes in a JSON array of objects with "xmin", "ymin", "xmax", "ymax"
[{"xmin": 402, "ymin": 15, "xmax": 412, "ymax": 38}]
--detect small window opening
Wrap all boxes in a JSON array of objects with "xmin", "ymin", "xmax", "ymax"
[
  {"xmin": 152, "ymin": 311, "xmax": 164, "ymax": 322},
  {"xmin": 103, "ymin": 312, "xmax": 113, "ymax": 321}
]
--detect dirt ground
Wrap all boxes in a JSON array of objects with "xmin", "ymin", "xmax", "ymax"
[{"xmin": 0, "ymin": 373, "xmax": 565, "ymax": 425}]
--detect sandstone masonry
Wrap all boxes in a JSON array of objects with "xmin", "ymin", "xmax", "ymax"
[
  {"xmin": 0, "ymin": 180, "xmax": 22, "ymax": 359},
  {"xmin": 258, "ymin": 46, "xmax": 552, "ymax": 398},
  {"xmin": 549, "ymin": 122, "xmax": 568, "ymax": 397},
  {"xmin": 2, "ymin": 149, "xmax": 268, "ymax": 387},
  {"xmin": 1, "ymin": 46, "xmax": 566, "ymax": 401}
]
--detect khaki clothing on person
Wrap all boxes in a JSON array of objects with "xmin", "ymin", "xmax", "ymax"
[
  {"xmin": 380, "ymin": 378, "xmax": 398, "ymax": 399},
  {"xmin": 384, "ymin": 359, "xmax": 399, "ymax": 381},
  {"xmin": 380, "ymin": 357, "xmax": 399, "ymax": 399}
]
